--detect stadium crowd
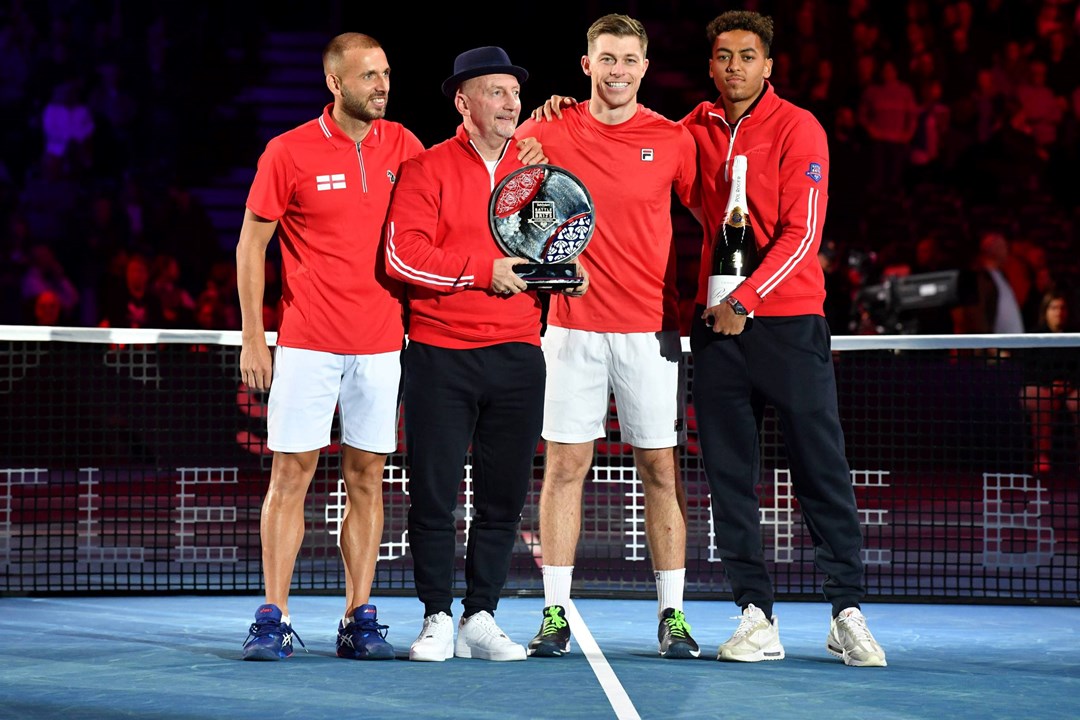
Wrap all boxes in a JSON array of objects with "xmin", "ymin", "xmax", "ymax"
[{"xmin": 1, "ymin": 0, "xmax": 1078, "ymax": 335}]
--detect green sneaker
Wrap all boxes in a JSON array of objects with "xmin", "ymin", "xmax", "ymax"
[
  {"xmin": 658, "ymin": 608, "xmax": 700, "ymax": 658},
  {"xmin": 527, "ymin": 605, "xmax": 571, "ymax": 657}
]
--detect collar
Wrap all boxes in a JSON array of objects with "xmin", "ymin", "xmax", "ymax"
[
  {"xmin": 455, "ymin": 124, "xmax": 513, "ymax": 163},
  {"xmin": 318, "ymin": 103, "xmax": 383, "ymax": 148},
  {"xmin": 709, "ymin": 80, "xmax": 775, "ymax": 126}
]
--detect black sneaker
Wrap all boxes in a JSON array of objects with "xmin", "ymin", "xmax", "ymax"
[
  {"xmin": 658, "ymin": 607, "xmax": 700, "ymax": 659},
  {"xmin": 527, "ymin": 605, "xmax": 571, "ymax": 657}
]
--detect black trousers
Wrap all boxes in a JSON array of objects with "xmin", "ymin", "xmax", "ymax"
[
  {"xmin": 690, "ymin": 311, "xmax": 865, "ymax": 616},
  {"xmin": 403, "ymin": 341, "xmax": 545, "ymax": 618}
]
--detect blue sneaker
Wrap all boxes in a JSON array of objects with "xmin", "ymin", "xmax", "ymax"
[
  {"xmin": 337, "ymin": 603, "xmax": 395, "ymax": 660},
  {"xmin": 242, "ymin": 603, "xmax": 305, "ymax": 661}
]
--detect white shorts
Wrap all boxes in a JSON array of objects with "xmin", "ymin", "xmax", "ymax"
[
  {"xmin": 267, "ymin": 346, "xmax": 402, "ymax": 454},
  {"xmin": 541, "ymin": 327, "xmax": 686, "ymax": 448}
]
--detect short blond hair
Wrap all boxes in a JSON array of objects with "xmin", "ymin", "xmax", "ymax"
[
  {"xmin": 323, "ymin": 33, "xmax": 382, "ymax": 74},
  {"xmin": 587, "ymin": 14, "xmax": 648, "ymax": 56}
]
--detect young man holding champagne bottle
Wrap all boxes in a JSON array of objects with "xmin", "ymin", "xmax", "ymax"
[{"xmin": 683, "ymin": 10, "xmax": 887, "ymax": 666}]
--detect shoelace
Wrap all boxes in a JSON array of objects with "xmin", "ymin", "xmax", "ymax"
[
  {"xmin": 541, "ymin": 607, "xmax": 568, "ymax": 635},
  {"xmin": 838, "ymin": 613, "xmax": 873, "ymax": 641},
  {"xmin": 245, "ymin": 619, "xmax": 307, "ymax": 650},
  {"xmin": 663, "ymin": 610, "xmax": 692, "ymax": 639},
  {"xmin": 468, "ymin": 612, "xmax": 509, "ymax": 638},
  {"xmin": 357, "ymin": 618, "xmax": 390, "ymax": 639},
  {"xmin": 729, "ymin": 611, "xmax": 764, "ymax": 639},
  {"xmin": 420, "ymin": 614, "xmax": 449, "ymax": 638}
]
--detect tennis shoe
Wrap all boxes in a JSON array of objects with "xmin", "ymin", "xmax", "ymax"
[
  {"xmin": 717, "ymin": 603, "xmax": 785, "ymax": 662},
  {"xmin": 337, "ymin": 603, "xmax": 394, "ymax": 660},
  {"xmin": 658, "ymin": 607, "xmax": 700, "ymax": 658},
  {"xmin": 455, "ymin": 611, "xmax": 526, "ymax": 661},
  {"xmin": 528, "ymin": 604, "xmax": 571, "ymax": 657},
  {"xmin": 242, "ymin": 603, "xmax": 305, "ymax": 661},
  {"xmin": 827, "ymin": 607, "xmax": 887, "ymax": 667},
  {"xmin": 409, "ymin": 612, "xmax": 454, "ymax": 662}
]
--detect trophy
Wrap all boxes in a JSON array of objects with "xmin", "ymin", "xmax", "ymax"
[{"xmin": 489, "ymin": 164, "xmax": 595, "ymax": 290}]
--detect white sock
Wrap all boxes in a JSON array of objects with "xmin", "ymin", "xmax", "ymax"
[
  {"xmin": 281, "ymin": 614, "xmax": 291, "ymax": 626},
  {"xmin": 655, "ymin": 568, "xmax": 685, "ymax": 617},
  {"xmin": 542, "ymin": 565, "xmax": 574, "ymax": 607}
]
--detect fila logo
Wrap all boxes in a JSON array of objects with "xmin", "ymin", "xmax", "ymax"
[
  {"xmin": 316, "ymin": 173, "xmax": 347, "ymax": 191},
  {"xmin": 641, "ymin": 149, "xmax": 654, "ymax": 161}
]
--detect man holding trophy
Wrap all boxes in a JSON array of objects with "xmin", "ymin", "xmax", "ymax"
[
  {"xmin": 383, "ymin": 46, "xmax": 587, "ymax": 663},
  {"xmin": 518, "ymin": 13, "xmax": 702, "ymax": 659}
]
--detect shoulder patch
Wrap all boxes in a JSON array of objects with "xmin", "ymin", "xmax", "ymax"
[{"xmin": 805, "ymin": 162, "xmax": 822, "ymax": 183}]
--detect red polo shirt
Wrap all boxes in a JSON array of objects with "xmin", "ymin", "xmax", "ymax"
[{"xmin": 246, "ymin": 104, "xmax": 423, "ymax": 354}]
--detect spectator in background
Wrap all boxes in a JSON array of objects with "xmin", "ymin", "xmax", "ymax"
[
  {"xmin": 908, "ymin": 79, "xmax": 950, "ymax": 188},
  {"xmin": 970, "ymin": 67, "xmax": 1004, "ymax": 144},
  {"xmin": 194, "ymin": 286, "xmax": 227, "ymax": 330},
  {"xmin": 32, "ymin": 289, "xmax": 63, "ymax": 326},
  {"xmin": 150, "ymin": 253, "xmax": 196, "ymax": 328},
  {"xmin": 858, "ymin": 59, "xmax": 918, "ymax": 197},
  {"xmin": 41, "ymin": 78, "xmax": 95, "ymax": 176},
  {"xmin": 1018, "ymin": 289, "xmax": 1078, "ymax": 475},
  {"xmin": 21, "ymin": 243, "xmax": 79, "ymax": 324},
  {"xmin": 1015, "ymin": 59, "xmax": 1064, "ymax": 151},
  {"xmin": 952, "ymin": 229, "xmax": 1025, "ymax": 335},
  {"xmin": 989, "ymin": 39, "xmax": 1029, "ymax": 97},
  {"xmin": 99, "ymin": 252, "xmax": 162, "ymax": 328}
]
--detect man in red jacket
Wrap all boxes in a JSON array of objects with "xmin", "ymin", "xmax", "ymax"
[
  {"xmin": 683, "ymin": 10, "xmax": 887, "ymax": 667},
  {"xmin": 384, "ymin": 46, "xmax": 585, "ymax": 663}
]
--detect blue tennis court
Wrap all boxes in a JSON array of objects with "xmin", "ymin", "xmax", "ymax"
[{"xmin": 2, "ymin": 595, "xmax": 1076, "ymax": 719}]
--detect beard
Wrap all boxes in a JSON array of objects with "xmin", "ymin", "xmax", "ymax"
[{"xmin": 340, "ymin": 87, "xmax": 387, "ymax": 122}]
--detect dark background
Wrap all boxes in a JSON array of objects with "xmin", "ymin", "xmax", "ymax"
[{"xmin": 3, "ymin": 0, "xmax": 1079, "ymax": 333}]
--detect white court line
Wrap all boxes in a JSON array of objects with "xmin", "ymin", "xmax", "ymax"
[{"xmin": 563, "ymin": 599, "xmax": 641, "ymax": 720}]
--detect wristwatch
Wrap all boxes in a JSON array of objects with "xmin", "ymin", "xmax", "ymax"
[{"xmin": 726, "ymin": 296, "xmax": 748, "ymax": 316}]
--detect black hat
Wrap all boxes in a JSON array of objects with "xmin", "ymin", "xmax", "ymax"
[{"xmin": 441, "ymin": 46, "xmax": 528, "ymax": 97}]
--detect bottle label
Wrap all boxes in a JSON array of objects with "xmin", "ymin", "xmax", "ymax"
[{"xmin": 707, "ymin": 274, "xmax": 754, "ymax": 317}]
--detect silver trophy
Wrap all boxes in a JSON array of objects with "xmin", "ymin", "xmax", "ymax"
[{"xmin": 489, "ymin": 164, "xmax": 595, "ymax": 290}]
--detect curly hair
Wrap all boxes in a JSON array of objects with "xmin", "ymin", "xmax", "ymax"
[{"xmin": 706, "ymin": 11, "xmax": 774, "ymax": 57}]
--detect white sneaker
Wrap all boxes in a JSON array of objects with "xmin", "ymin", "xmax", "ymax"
[
  {"xmin": 454, "ymin": 611, "xmax": 526, "ymax": 661},
  {"xmin": 409, "ymin": 612, "xmax": 454, "ymax": 662},
  {"xmin": 717, "ymin": 603, "xmax": 785, "ymax": 662},
  {"xmin": 827, "ymin": 607, "xmax": 887, "ymax": 667}
]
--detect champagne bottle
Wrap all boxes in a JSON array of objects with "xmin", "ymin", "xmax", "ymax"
[{"xmin": 707, "ymin": 154, "xmax": 757, "ymax": 315}]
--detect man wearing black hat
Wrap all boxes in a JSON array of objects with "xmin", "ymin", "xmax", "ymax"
[{"xmin": 384, "ymin": 46, "xmax": 587, "ymax": 662}]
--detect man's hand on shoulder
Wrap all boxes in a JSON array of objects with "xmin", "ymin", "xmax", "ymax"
[
  {"xmin": 530, "ymin": 95, "xmax": 576, "ymax": 122},
  {"xmin": 516, "ymin": 137, "xmax": 547, "ymax": 165}
]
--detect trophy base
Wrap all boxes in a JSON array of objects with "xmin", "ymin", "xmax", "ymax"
[{"xmin": 515, "ymin": 263, "xmax": 584, "ymax": 291}]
